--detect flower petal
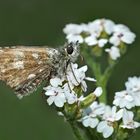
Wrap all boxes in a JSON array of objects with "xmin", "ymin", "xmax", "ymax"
[
  {"xmin": 85, "ymin": 35, "xmax": 98, "ymax": 46},
  {"xmin": 115, "ymin": 109, "xmax": 123, "ymax": 121},
  {"xmin": 50, "ymin": 77, "xmax": 63, "ymax": 87},
  {"xmin": 54, "ymin": 94, "xmax": 66, "ymax": 107},
  {"xmin": 94, "ymin": 87, "xmax": 102, "ymax": 97},
  {"xmin": 103, "ymin": 125, "xmax": 114, "ymax": 138},
  {"xmin": 85, "ymin": 77, "xmax": 96, "ymax": 82},
  {"xmin": 47, "ymin": 96, "xmax": 55, "ymax": 105},
  {"xmin": 121, "ymin": 32, "xmax": 136, "ymax": 44},
  {"xmin": 97, "ymin": 121, "xmax": 107, "ymax": 133},
  {"xmin": 98, "ymin": 39, "xmax": 108, "ymax": 47},
  {"xmin": 109, "ymin": 35, "xmax": 120, "ymax": 46},
  {"xmin": 66, "ymin": 34, "xmax": 84, "ymax": 43}
]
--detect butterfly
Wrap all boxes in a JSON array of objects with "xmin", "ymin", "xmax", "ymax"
[{"xmin": 0, "ymin": 42, "xmax": 80, "ymax": 99}]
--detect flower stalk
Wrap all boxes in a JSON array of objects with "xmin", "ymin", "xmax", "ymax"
[{"xmin": 69, "ymin": 121, "xmax": 85, "ymax": 140}]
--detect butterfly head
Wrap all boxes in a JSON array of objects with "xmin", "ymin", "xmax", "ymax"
[{"xmin": 64, "ymin": 41, "xmax": 80, "ymax": 62}]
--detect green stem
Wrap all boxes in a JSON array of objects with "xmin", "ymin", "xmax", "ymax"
[
  {"xmin": 88, "ymin": 128, "xmax": 101, "ymax": 140},
  {"xmin": 69, "ymin": 121, "xmax": 85, "ymax": 140},
  {"xmin": 82, "ymin": 48, "xmax": 101, "ymax": 80},
  {"xmin": 98, "ymin": 61, "xmax": 117, "ymax": 103},
  {"xmin": 82, "ymin": 49, "xmax": 107, "ymax": 103},
  {"xmin": 82, "ymin": 46, "xmax": 117, "ymax": 104},
  {"xmin": 97, "ymin": 80, "xmax": 107, "ymax": 103},
  {"xmin": 76, "ymin": 123, "xmax": 96, "ymax": 140},
  {"xmin": 98, "ymin": 66, "xmax": 112, "ymax": 102}
]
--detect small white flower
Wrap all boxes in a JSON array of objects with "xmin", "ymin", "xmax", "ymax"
[
  {"xmin": 82, "ymin": 102, "xmax": 105, "ymax": 128},
  {"xmin": 113, "ymin": 90, "xmax": 135, "ymax": 109},
  {"xmin": 87, "ymin": 21, "xmax": 102, "ymax": 37},
  {"xmin": 121, "ymin": 32, "xmax": 136, "ymax": 44},
  {"xmin": 44, "ymin": 77, "xmax": 66, "ymax": 107},
  {"xmin": 85, "ymin": 35, "xmax": 108, "ymax": 47},
  {"xmin": 113, "ymin": 77, "xmax": 140, "ymax": 109},
  {"xmin": 66, "ymin": 34, "xmax": 84, "ymax": 43},
  {"xmin": 63, "ymin": 23, "xmax": 83, "ymax": 35},
  {"xmin": 45, "ymin": 86, "xmax": 66, "ymax": 107},
  {"xmin": 103, "ymin": 106, "xmax": 123, "ymax": 122},
  {"xmin": 105, "ymin": 46, "xmax": 120, "ymax": 60},
  {"xmin": 90, "ymin": 102, "xmax": 105, "ymax": 116},
  {"xmin": 109, "ymin": 32, "xmax": 136, "ymax": 46},
  {"xmin": 97, "ymin": 121, "xmax": 114, "ymax": 138},
  {"xmin": 63, "ymin": 83, "xmax": 78, "ymax": 104},
  {"xmin": 67, "ymin": 63, "xmax": 87, "ymax": 86},
  {"xmin": 125, "ymin": 77, "xmax": 140, "ymax": 93},
  {"xmin": 113, "ymin": 24, "xmax": 130, "ymax": 33},
  {"xmin": 87, "ymin": 19, "xmax": 115, "ymax": 36},
  {"xmin": 125, "ymin": 77, "xmax": 140, "ymax": 106},
  {"xmin": 97, "ymin": 106, "xmax": 123, "ymax": 138},
  {"xmin": 121, "ymin": 109, "xmax": 140, "ymax": 129},
  {"xmin": 110, "ymin": 24, "xmax": 136, "ymax": 46},
  {"xmin": 66, "ymin": 63, "xmax": 95, "ymax": 92},
  {"xmin": 82, "ymin": 116, "xmax": 99, "ymax": 128}
]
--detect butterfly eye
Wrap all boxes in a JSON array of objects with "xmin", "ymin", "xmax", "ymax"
[{"xmin": 67, "ymin": 43, "xmax": 74, "ymax": 54}]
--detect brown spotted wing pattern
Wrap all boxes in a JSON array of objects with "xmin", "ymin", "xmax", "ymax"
[{"xmin": 0, "ymin": 46, "xmax": 55, "ymax": 98}]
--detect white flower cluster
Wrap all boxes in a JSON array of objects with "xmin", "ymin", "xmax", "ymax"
[
  {"xmin": 44, "ymin": 63, "xmax": 100, "ymax": 107},
  {"xmin": 81, "ymin": 106, "xmax": 139, "ymax": 139},
  {"xmin": 81, "ymin": 105, "xmax": 140, "ymax": 138},
  {"xmin": 80, "ymin": 76, "xmax": 140, "ymax": 138},
  {"xmin": 81, "ymin": 103, "xmax": 122, "ymax": 138},
  {"xmin": 44, "ymin": 63, "xmax": 140, "ymax": 139},
  {"xmin": 113, "ymin": 76, "xmax": 140, "ymax": 109},
  {"xmin": 63, "ymin": 19, "xmax": 136, "ymax": 60}
]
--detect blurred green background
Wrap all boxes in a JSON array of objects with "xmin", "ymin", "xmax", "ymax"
[{"xmin": 0, "ymin": 0, "xmax": 140, "ymax": 139}]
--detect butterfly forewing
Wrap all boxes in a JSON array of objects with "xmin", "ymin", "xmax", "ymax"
[{"xmin": 0, "ymin": 46, "xmax": 55, "ymax": 98}]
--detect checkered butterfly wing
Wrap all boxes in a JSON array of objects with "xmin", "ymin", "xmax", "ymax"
[{"xmin": 0, "ymin": 46, "xmax": 55, "ymax": 98}]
